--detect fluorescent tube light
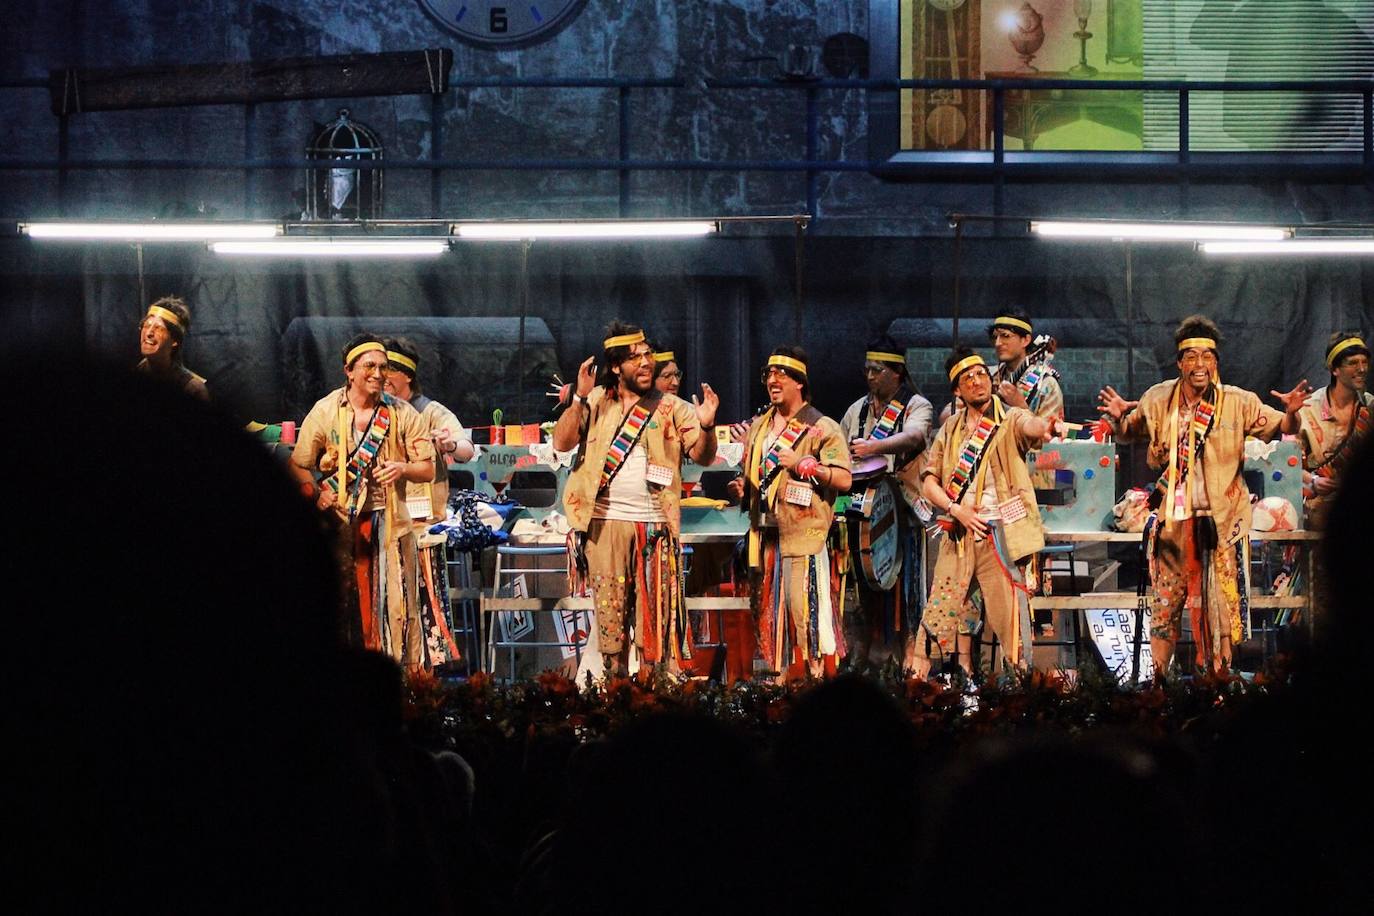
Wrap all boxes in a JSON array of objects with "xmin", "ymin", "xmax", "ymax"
[
  {"xmin": 1200, "ymin": 239, "xmax": 1374, "ymax": 256},
  {"xmin": 210, "ymin": 239, "xmax": 449, "ymax": 256},
  {"xmin": 1031, "ymin": 220, "xmax": 1288, "ymax": 242},
  {"xmin": 22, "ymin": 221, "xmax": 279, "ymax": 241},
  {"xmin": 454, "ymin": 220, "xmax": 718, "ymax": 240}
]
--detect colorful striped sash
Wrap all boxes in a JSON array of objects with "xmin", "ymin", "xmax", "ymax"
[
  {"xmin": 599, "ymin": 399, "xmax": 655, "ymax": 489},
  {"xmin": 1177, "ymin": 397, "xmax": 1216, "ymax": 480},
  {"xmin": 869, "ymin": 398, "xmax": 905, "ymax": 441},
  {"xmin": 327, "ymin": 397, "xmax": 394, "ymax": 520},
  {"xmin": 944, "ymin": 412, "xmax": 1001, "ymax": 503},
  {"xmin": 759, "ymin": 418, "xmax": 810, "ymax": 484}
]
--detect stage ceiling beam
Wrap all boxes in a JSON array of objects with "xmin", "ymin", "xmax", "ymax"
[{"xmin": 49, "ymin": 49, "xmax": 453, "ymax": 115}]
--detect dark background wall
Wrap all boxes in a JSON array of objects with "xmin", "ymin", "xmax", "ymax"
[{"xmin": 1, "ymin": 1, "xmax": 1371, "ymax": 428}]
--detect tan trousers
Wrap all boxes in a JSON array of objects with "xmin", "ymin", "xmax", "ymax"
[
  {"xmin": 918, "ymin": 530, "xmax": 1031, "ymax": 671},
  {"xmin": 584, "ymin": 518, "xmax": 684, "ymax": 663}
]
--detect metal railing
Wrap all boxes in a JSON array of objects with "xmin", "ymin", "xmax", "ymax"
[{"xmin": 1, "ymin": 76, "xmax": 1370, "ymax": 220}]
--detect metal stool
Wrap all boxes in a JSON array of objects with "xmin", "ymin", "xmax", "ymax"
[{"xmin": 483, "ymin": 544, "xmax": 590, "ymax": 680}]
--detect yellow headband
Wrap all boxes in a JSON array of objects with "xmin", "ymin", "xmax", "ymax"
[
  {"xmin": 345, "ymin": 341, "xmax": 386, "ymax": 367},
  {"xmin": 993, "ymin": 316, "xmax": 1032, "ymax": 335},
  {"xmin": 145, "ymin": 305, "xmax": 184, "ymax": 332},
  {"xmin": 1327, "ymin": 336, "xmax": 1368, "ymax": 369},
  {"xmin": 654, "ymin": 350, "xmax": 676, "ymax": 363},
  {"xmin": 948, "ymin": 354, "xmax": 987, "ymax": 382},
  {"xmin": 1177, "ymin": 337, "xmax": 1218, "ymax": 353},
  {"xmin": 865, "ymin": 350, "xmax": 906, "ymax": 366},
  {"xmin": 767, "ymin": 355, "xmax": 808, "ymax": 378},
  {"xmin": 603, "ymin": 330, "xmax": 646, "ymax": 349},
  {"xmin": 386, "ymin": 350, "xmax": 417, "ymax": 373}
]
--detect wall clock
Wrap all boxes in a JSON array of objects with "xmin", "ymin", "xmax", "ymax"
[{"xmin": 418, "ymin": 0, "xmax": 589, "ymax": 49}]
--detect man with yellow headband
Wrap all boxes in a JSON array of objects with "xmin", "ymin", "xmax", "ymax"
[
  {"xmin": 1281, "ymin": 330, "xmax": 1369, "ymax": 620},
  {"xmin": 915, "ymin": 346, "xmax": 1059, "ymax": 678},
  {"xmin": 1281, "ymin": 330, "xmax": 1370, "ymax": 531},
  {"xmin": 838, "ymin": 334, "xmax": 933, "ymax": 669},
  {"xmin": 730, "ymin": 346, "xmax": 853, "ymax": 680},
  {"xmin": 1098, "ymin": 315, "xmax": 1304, "ymax": 675},
  {"xmin": 383, "ymin": 337, "xmax": 475, "ymax": 521},
  {"xmin": 290, "ymin": 333, "xmax": 435, "ymax": 667},
  {"xmin": 554, "ymin": 320, "xmax": 719, "ymax": 678},
  {"xmin": 650, "ymin": 341, "xmax": 683, "ymax": 396},
  {"xmin": 988, "ymin": 310, "xmax": 1063, "ymax": 420},
  {"xmin": 135, "ymin": 296, "xmax": 208, "ymax": 401}
]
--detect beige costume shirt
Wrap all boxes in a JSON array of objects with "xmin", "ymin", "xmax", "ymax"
[
  {"xmin": 1113, "ymin": 381, "xmax": 1283, "ymax": 547},
  {"xmin": 561, "ymin": 387, "xmax": 705, "ymax": 538},
  {"xmin": 293, "ymin": 387, "xmax": 435, "ymax": 538}
]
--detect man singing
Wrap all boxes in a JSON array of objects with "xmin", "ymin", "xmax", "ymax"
[
  {"xmin": 1099, "ymin": 315, "xmax": 1305, "ymax": 674},
  {"xmin": 554, "ymin": 321, "xmax": 718, "ymax": 677}
]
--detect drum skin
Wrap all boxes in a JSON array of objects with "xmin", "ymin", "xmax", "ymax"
[{"xmin": 847, "ymin": 475, "xmax": 903, "ymax": 591}]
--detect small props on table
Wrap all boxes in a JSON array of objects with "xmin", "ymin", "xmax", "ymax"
[{"xmin": 491, "ymin": 408, "xmax": 504, "ymax": 445}]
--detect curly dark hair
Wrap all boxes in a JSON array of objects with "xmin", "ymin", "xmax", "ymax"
[
  {"xmin": 1173, "ymin": 314, "xmax": 1222, "ymax": 356},
  {"xmin": 596, "ymin": 319, "xmax": 648, "ymax": 390}
]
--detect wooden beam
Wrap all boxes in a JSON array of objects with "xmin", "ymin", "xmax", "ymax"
[{"xmin": 49, "ymin": 49, "xmax": 453, "ymax": 115}]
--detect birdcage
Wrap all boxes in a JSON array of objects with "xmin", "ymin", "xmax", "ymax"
[{"xmin": 306, "ymin": 109, "xmax": 383, "ymax": 220}]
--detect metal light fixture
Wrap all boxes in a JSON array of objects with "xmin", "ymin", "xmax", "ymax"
[
  {"xmin": 210, "ymin": 238, "xmax": 449, "ymax": 256},
  {"xmin": 22, "ymin": 221, "xmax": 280, "ymax": 241},
  {"xmin": 1200, "ymin": 239, "xmax": 1374, "ymax": 256},
  {"xmin": 453, "ymin": 220, "xmax": 719, "ymax": 240},
  {"xmin": 1031, "ymin": 220, "xmax": 1289, "ymax": 242}
]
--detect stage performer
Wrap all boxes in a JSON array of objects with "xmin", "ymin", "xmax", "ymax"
[
  {"xmin": 1098, "ymin": 316, "xmax": 1304, "ymax": 674},
  {"xmin": 135, "ymin": 296, "xmax": 208, "ymax": 401},
  {"xmin": 839, "ymin": 335, "xmax": 933, "ymax": 669},
  {"xmin": 915, "ymin": 348, "xmax": 1059, "ymax": 678},
  {"xmin": 730, "ymin": 346, "xmax": 853, "ymax": 680},
  {"xmin": 554, "ymin": 321, "xmax": 719, "ymax": 677},
  {"xmin": 988, "ymin": 309, "xmax": 1063, "ymax": 420},
  {"xmin": 1282, "ymin": 331, "xmax": 1370, "ymax": 531},
  {"xmin": 290, "ymin": 334, "xmax": 435, "ymax": 667},
  {"xmin": 1281, "ymin": 331, "xmax": 1369, "ymax": 619},
  {"xmin": 651, "ymin": 343, "xmax": 683, "ymax": 396},
  {"xmin": 383, "ymin": 337, "xmax": 474, "ymax": 521},
  {"xmin": 383, "ymin": 337, "xmax": 473, "ymax": 671}
]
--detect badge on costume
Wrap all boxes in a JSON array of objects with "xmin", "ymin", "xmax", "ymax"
[
  {"xmin": 998, "ymin": 495, "xmax": 1028, "ymax": 524},
  {"xmin": 784, "ymin": 481, "xmax": 814, "ymax": 507},
  {"xmin": 645, "ymin": 463, "xmax": 674, "ymax": 488},
  {"xmin": 406, "ymin": 482, "xmax": 435, "ymax": 520}
]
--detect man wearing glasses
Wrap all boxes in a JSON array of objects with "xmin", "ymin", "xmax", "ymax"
[
  {"xmin": 554, "ymin": 321, "xmax": 719, "ymax": 678},
  {"xmin": 1098, "ymin": 315, "xmax": 1305, "ymax": 675},
  {"xmin": 732, "ymin": 346, "xmax": 853, "ymax": 680},
  {"xmin": 290, "ymin": 334, "xmax": 435, "ymax": 666},
  {"xmin": 916, "ymin": 347, "xmax": 1059, "ymax": 679},
  {"xmin": 839, "ymin": 334, "xmax": 933, "ymax": 670}
]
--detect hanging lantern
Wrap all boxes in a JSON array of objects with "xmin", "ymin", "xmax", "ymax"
[{"xmin": 306, "ymin": 108, "xmax": 383, "ymax": 220}]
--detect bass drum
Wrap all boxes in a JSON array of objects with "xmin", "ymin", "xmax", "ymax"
[{"xmin": 846, "ymin": 476, "xmax": 903, "ymax": 592}]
